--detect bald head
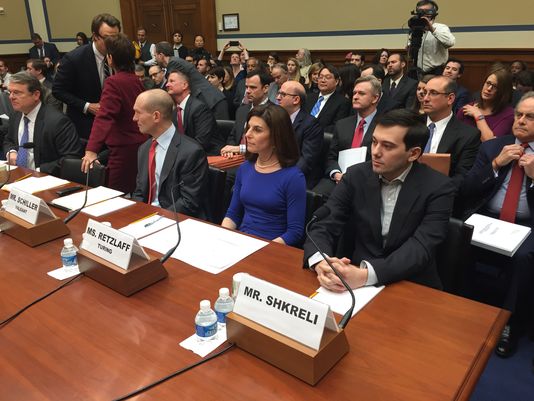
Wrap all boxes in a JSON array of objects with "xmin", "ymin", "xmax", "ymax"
[
  {"xmin": 277, "ymin": 80, "xmax": 306, "ymax": 113},
  {"xmin": 133, "ymin": 89, "xmax": 175, "ymax": 137}
]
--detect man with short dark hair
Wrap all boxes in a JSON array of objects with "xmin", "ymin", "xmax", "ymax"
[
  {"xmin": 26, "ymin": 58, "xmax": 62, "ymax": 111},
  {"xmin": 304, "ymin": 108, "xmax": 455, "ymax": 290},
  {"xmin": 28, "ymin": 33, "xmax": 60, "ymax": 65},
  {"xmin": 277, "ymin": 80, "xmax": 323, "ymax": 188},
  {"xmin": 350, "ymin": 52, "xmax": 365, "ymax": 70},
  {"xmin": 442, "ymin": 58, "xmax": 471, "ymax": 113},
  {"xmin": 166, "ymin": 71, "xmax": 221, "ymax": 155},
  {"xmin": 53, "ymin": 13, "xmax": 121, "ymax": 141},
  {"xmin": 132, "ymin": 89, "xmax": 209, "ymax": 218},
  {"xmin": 4, "ymin": 72, "xmax": 80, "ymax": 175},
  {"xmin": 154, "ymin": 41, "xmax": 229, "ymax": 120},
  {"xmin": 268, "ymin": 63, "xmax": 288, "ymax": 103},
  {"xmin": 196, "ymin": 58, "xmax": 210, "ymax": 76},
  {"xmin": 422, "ymin": 76, "xmax": 480, "ymax": 189},
  {"xmin": 148, "ymin": 65, "xmax": 166, "ymax": 89},
  {"xmin": 382, "ymin": 53, "xmax": 418, "ymax": 110},
  {"xmin": 222, "ymin": 70, "xmax": 273, "ymax": 156},
  {"xmin": 136, "ymin": 27, "xmax": 156, "ymax": 68},
  {"xmin": 0, "ymin": 59, "xmax": 11, "ymax": 92}
]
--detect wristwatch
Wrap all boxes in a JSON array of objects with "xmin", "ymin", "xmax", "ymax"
[{"xmin": 476, "ymin": 114, "xmax": 485, "ymax": 121}]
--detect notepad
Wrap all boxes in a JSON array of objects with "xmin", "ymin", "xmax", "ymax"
[
  {"xmin": 51, "ymin": 186, "xmax": 124, "ymax": 211},
  {"xmin": 3, "ymin": 176, "xmax": 69, "ymax": 193}
]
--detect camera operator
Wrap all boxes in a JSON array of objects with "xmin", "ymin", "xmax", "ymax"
[{"xmin": 409, "ymin": 1, "xmax": 455, "ymax": 75}]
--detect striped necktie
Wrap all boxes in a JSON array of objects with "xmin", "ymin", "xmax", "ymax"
[{"xmin": 310, "ymin": 95, "xmax": 324, "ymax": 117}]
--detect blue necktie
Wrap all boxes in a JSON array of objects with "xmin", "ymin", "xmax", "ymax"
[
  {"xmin": 310, "ymin": 95, "xmax": 324, "ymax": 117},
  {"xmin": 16, "ymin": 117, "xmax": 30, "ymax": 167},
  {"xmin": 424, "ymin": 123, "xmax": 436, "ymax": 153}
]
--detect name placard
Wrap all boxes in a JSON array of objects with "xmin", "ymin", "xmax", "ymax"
[
  {"xmin": 80, "ymin": 219, "xmax": 148, "ymax": 270},
  {"xmin": 5, "ymin": 188, "xmax": 55, "ymax": 224},
  {"xmin": 233, "ymin": 275, "xmax": 336, "ymax": 350}
]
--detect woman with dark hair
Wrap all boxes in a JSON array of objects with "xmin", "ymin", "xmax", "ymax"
[
  {"xmin": 457, "ymin": 66, "xmax": 514, "ymax": 141},
  {"xmin": 412, "ymin": 74, "xmax": 435, "ymax": 114},
  {"xmin": 171, "ymin": 30, "xmax": 188, "ymax": 59},
  {"xmin": 510, "ymin": 60, "xmax": 528, "ymax": 89},
  {"xmin": 267, "ymin": 52, "xmax": 280, "ymax": 72},
  {"xmin": 76, "ymin": 32, "xmax": 89, "ymax": 47},
  {"xmin": 372, "ymin": 48, "xmax": 389, "ymax": 73},
  {"xmin": 222, "ymin": 104, "xmax": 306, "ymax": 246},
  {"xmin": 208, "ymin": 66, "xmax": 236, "ymax": 119},
  {"xmin": 81, "ymin": 33, "xmax": 147, "ymax": 193},
  {"xmin": 338, "ymin": 64, "xmax": 361, "ymax": 99},
  {"xmin": 189, "ymin": 34, "xmax": 212, "ymax": 61}
]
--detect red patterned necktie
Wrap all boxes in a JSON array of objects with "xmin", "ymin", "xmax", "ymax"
[
  {"xmin": 176, "ymin": 106, "xmax": 184, "ymax": 134},
  {"xmin": 351, "ymin": 119, "xmax": 366, "ymax": 148},
  {"xmin": 147, "ymin": 139, "xmax": 157, "ymax": 204},
  {"xmin": 499, "ymin": 143, "xmax": 529, "ymax": 223}
]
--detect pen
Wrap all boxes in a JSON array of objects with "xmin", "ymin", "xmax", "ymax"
[
  {"xmin": 144, "ymin": 215, "xmax": 163, "ymax": 228},
  {"xmin": 14, "ymin": 173, "xmax": 32, "ymax": 182},
  {"xmin": 309, "ymin": 292, "xmax": 318, "ymax": 299},
  {"xmin": 130, "ymin": 212, "xmax": 158, "ymax": 225}
]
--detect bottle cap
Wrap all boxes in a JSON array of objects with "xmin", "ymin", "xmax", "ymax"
[
  {"xmin": 219, "ymin": 288, "xmax": 230, "ymax": 297},
  {"xmin": 64, "ymin": 238, "xmax": 73, "ymax": 246},
  {"xmin": 200, "ymin": 300, "xmax": 211, "ymax": 310}
]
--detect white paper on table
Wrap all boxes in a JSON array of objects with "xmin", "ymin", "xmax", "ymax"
[
  {"xmin": 139, "ymin": 218, "xmax": 268, "ymax": 274},
  {"xmin": 0, "ymin": 161, "xmax": 17, "ymax": 171},
  {"xmin": 338, "ymin": 146, "xmax": 367, "ymax": 174},
  {"xmin": 179, "ymin": 329, "xmax": 228, "ymax": 358},
  {"xmin": 81, "ymin": 197, "xmax": 135, "ymax": 217},
  {"xmin": 3, "ymin": 176, "xmax": 69, "ymax": 193},
  {"xmin": 119, "ymin": 215, "xmax": 176, "ymax": 239},
  {"xmin": 312, "ymin": 285, "xmax": 385, "ymax": 317},
  {"xmin": 51, "ymin": 186, "xmax": 124, "ymax": 211},
  {"xmin": 47, "ymin": 266, "xmax": 81, "ymax": 280},
  {"xmin": 0, "ymin": 114, "xmax": 8, "ymax": 120},
  {"xmin": 465, "ymin": 213, "xmax": 531, "ymax": 257}
]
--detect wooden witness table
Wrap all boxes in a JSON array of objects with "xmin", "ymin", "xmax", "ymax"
[{"xmin": 0, "ymin": 168, "xmax": 508, "ymax": 401}]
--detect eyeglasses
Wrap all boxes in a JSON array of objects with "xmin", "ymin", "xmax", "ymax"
[
  {"xmin": 514, "ymin": 111, "xmax": 534, "ymax": 122},
  {"xmin": 483, "ymin": 81, "xmax": 498, "ymax": 90},
  {"xmin": 150, "ymin": 71, "xmax": 162, "ymax": 77},
  {"xmin": 318, "ymin": 74, "xmax": 335, "ymax": 81},
  {"xmin": 422, "ymin": 90, "xmax": 452, "ymax": 97},
  {"xmin": 277, "ymin": 91, "xmax": 299, "ymax": 98}
]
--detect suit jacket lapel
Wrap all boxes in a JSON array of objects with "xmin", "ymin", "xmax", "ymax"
[
  {"xmin": 363, "ymin": 172, "xmax": 383, "ymax": 245},
  {"xmin": 159, "ymin": 130, "xmax": 180, "ymax": 189},
  {"xmin": 33, "ymin": 105, "xmax": 46, "ymax": 166},
  {"xmin": 436, "ymin": 117, "xmax": 456, "ymax": 153}
]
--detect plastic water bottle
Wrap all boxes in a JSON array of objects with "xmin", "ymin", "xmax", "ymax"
[
  {"xmin": 195, "ymin": 300, "xmax": 218, "ymax": 341},
  {"xmin": 60, "ymin": 238, "xmax": 79, "ymax": 273},
  {"xmin": 214, "ymin": 288, "xmax": 234, "ymax": 327}
]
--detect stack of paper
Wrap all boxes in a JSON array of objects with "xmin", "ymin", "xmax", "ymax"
[
  {"xmin": 338, "ymin": 147, "xmax": 367, "ymax": 173},
  {"xmin": 465, "ymin": 213, "xmax": 531, "ymax": 257},
  {"xmin": 3, "ymin": 176, "xmax": 69, "ymax": 193},
  {"xmin": 51, "ymin": 186, "xmax": 124, "ymax": 211},
  {"xmin": 312, "ymin": 285, "xmax": 385, "ymax": 317}
]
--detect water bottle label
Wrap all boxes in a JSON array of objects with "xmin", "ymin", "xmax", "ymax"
[
  {"xmin": 61, "ymin": 254, "xmax": 78, "ymax": 267},
  {"xmin": 216, "ymin": 311, "xmax": 227, "ymax": 323},
  {"xmin": 195, "ymin": 321, "xmax": 217, "ymax": 338}
]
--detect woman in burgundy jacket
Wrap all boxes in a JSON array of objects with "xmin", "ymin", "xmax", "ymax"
[{"xmin": 81, "ymin": 33, "xmax": 147, "ymax": 193}]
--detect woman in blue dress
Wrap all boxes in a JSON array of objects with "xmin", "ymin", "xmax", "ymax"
[{"xmin": 222, "ymin": 104, "xmax": 306, "ymax": 246}]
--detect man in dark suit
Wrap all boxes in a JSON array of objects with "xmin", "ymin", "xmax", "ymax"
[
  {"xmin": 136, "ymin": 27, "xmax": 156, "ymax": 70},
  {"xmin": 166, "ymin": 71, "xmax": 221, "ymax": 155},
  {"xmin": 277, "ymin": 80, "xmax": 323, "ymax": 189},
  {"xmin": 460, "ymin": 92, "xmax": 534, "ymax": 357},
  {"xmin": 28, "ymin": 33, "xmax": 60, "ymax": 65},
  {"xmin": 154, "ymin": 41, "xmax": 229, "ymax": 120},
  {"xmin": 314, "ymin": 75, "xmax": 381, "ymax": 196},
  {"xmin": 304, "ymin": 64, "xmax": 351, "ymax": 132},
  {"xmin": 26, "ymin": 58, "xmax": 62, "ymax": 111},
  {"xmin": 4, "ymin": 73, "xmax": 80, "ymax": 176},
  {"xmin": 132, "ymin": 89, "xmax": 209, "ymax": 219},
  {"xmin": 148, "ymin": 65, "xmax": 166, "ymax": 89},
  {"xmin": 382, "ymin": 53, "xmax": 417, "ymax": 110},
  {"xmin": 422, "ymin": 76, "xmax": 480, "ymax": 189},
  {"xmin": 221, "ymin": 70, "xmax": 272, "ymax": 157},
  {"xmin": 53, "ymin": 13, "xmax": 121, "ymax": 141},
  {"xmin": 304, "ymin": 109, "xmax": 455, "ymax": 290},
  {"xmin": 442, "ymin": 58, "xmax": 471, "ymax": 113}
]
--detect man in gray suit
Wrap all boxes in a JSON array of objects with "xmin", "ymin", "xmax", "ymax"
[
  {"xmin": 132, "ymin": 89, "xmax": 209, "ymax": 219},
  {"xmin": 154, "ymin": 41, "xmax": 229, "ymax": 120}
]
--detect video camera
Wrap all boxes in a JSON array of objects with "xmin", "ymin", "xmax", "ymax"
[{"xmin": 408, "ymin": 7, "xmax": 437, "ymax": 31}]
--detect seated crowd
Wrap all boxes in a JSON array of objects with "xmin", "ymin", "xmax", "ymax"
[{"xmin": 1, "ymin": 8, "xmax": 533, "ymax": 362}]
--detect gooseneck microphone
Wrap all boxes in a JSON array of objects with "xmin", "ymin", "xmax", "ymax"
[
  {"xmin": 159, "ymin": 182, "xmax": 182, "ymax": 264},
  {"xmin": 63, "ymin": 157, "xmax": 101, "ymax": 224},
  {"xmin": 305, "ymin": 205, "xmax": 356, "ymax": 329}
]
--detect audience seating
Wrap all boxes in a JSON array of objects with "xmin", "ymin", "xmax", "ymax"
[
  {"xmin": 207, "ymin": 165, "xmax": 227, "ymax": 224},
  {"xmin": 216, "ymin": 120, "xmax": 235, "ymax": 144},
  {"xmin": 436, "ymin": 217, "xmax": 474, "ymax": 294},
  {"xmin": 59, "ymin": 158, "xmax": 107, "ymax": 187}
]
